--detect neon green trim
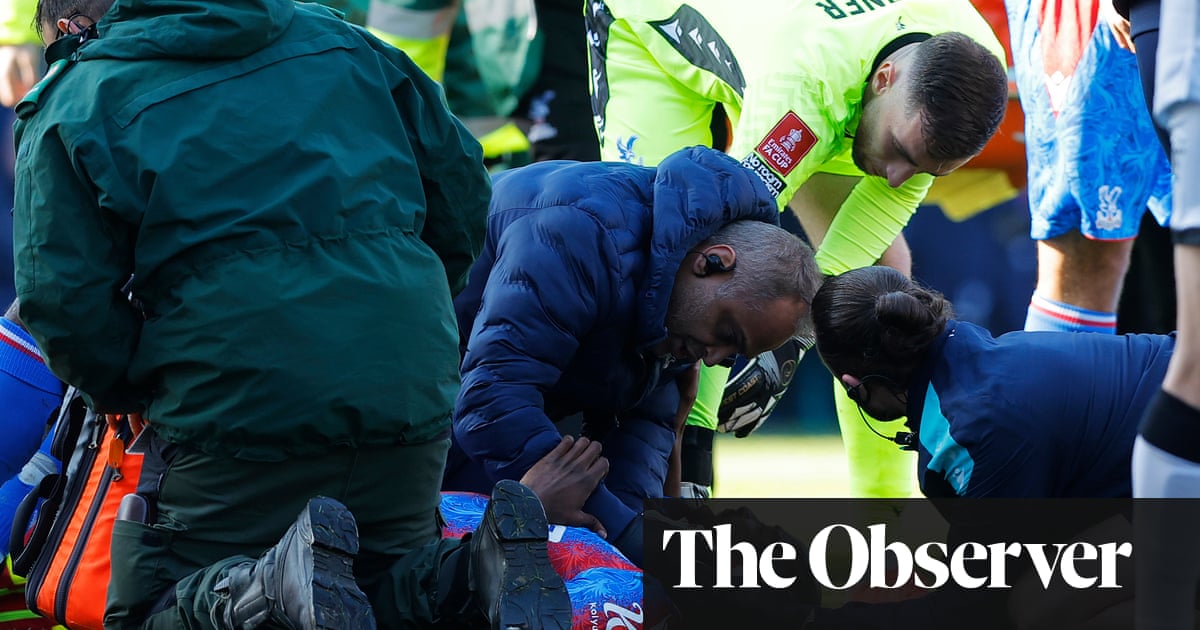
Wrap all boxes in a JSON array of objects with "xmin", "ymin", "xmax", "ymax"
[
  {"xmin": 15, "ymin": 58, "xmax": 68, "ymax": 119},
  {"xmin": 5, "ymin": 555, "xmax": 25, "ymax": 587},
  {"xmin": 0, "ymin": 610, "xmax": 44, "ymax": 623},
  {"xmin": 477, "ymin": 122, "xmax": 530, "ymax": 158},
  {"xmin": 368, "ymin": 30, "xmax": 450, "ymax": 83}
]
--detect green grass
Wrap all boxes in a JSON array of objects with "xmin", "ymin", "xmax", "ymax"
[{"xmin": 712, "ymin": 433, "xmax": 855, "ymax": 497}]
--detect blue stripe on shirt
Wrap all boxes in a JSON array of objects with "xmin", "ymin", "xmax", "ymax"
[{"xmin": 918, "ymin": 384, "xmax": 976, "ymax": 495}]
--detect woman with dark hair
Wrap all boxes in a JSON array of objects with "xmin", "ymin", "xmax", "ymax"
[{"xmin": 811, "ymin": 266, "xmax": 1175, "ymax": 498}]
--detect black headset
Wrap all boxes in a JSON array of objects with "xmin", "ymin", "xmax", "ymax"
[
  {"xmin": 698, "ymin": 252, "xmax": 735, "ymax": 275},
  {"xmin": 847, "ymin": 375, "xmax": 918, "ymax": 451}
]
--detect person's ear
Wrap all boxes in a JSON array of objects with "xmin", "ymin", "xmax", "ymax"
[
  {"xmin": 869, "ymin": 61, "xmax": 896, "ymax": 96},
  {"xmin": 55, "ymin": 18, "xmax": 72, "ymax": 36},
  {"xmin": 841, "ymin": 374, "xmax": 862, "ymax": 389},
  {"xmin": 693, "ymin": 244, "xmax": 736, "ymax": 277}
]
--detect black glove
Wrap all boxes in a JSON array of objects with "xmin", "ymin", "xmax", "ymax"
[{"xmin": 717, "ymin": 336, "xmax": 809, "ymax": 437}]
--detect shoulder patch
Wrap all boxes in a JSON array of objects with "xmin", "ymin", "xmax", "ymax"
[
  {"xmin": 754, "ymin": 112, "xmax": 818, "ymax": 176},
  {"xmin": 740, "ymin": 153, "xmax": 787, "ymax": 199}
]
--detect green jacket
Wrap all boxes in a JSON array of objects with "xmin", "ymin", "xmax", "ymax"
[
  {"xmin": 13, "ymin": 0, "xmax": 489, "ymax": 459},
  {"xmin": 0, "ymin": 0, "xmax": 38, "ymax": 45},
  {"xmin": 320, "ymin": 0, "xmax": 369, "ymax": 26}
]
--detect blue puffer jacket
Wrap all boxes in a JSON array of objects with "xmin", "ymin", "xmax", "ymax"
[{"xmin": 446, "ymin": 146, "xmax": 778, "ymax": 541}]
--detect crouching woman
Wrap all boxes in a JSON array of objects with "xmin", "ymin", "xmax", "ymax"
[{"xmin": 810, "ymin": 266, "xmax": 1174, "ymax": 498}]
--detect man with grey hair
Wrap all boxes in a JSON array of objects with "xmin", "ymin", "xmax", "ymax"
[{"xmin": 444, "ymin": 146, "xmax": 821, "ymax": 566}]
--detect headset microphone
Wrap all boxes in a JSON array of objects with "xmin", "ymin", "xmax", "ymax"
[
  {"xmin": 893, "ymin": 431, "xmax": 917, "ymax": 451},
  {"xmin": 846, "ymin": 375, "xmax": 916, "ymax": 451},
  {"xmin": 849, "ymin": 388, "xmax": 918, "ymax": 451}
]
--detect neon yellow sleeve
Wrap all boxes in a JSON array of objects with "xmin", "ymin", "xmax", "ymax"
[
  {"xmin": 814, "ymin": 172, "xmax": 933, "ymax": 275},
  {"xmin": 368, "ymin": 30, "xmax": 451, "ymax": 82},
  {"xmin": 0, "ymin": 0, "xmax": 39, "ymax": 45},
  {"xmin": 366, "ymin": 0, "xmax": 458, "ymax": 82}
]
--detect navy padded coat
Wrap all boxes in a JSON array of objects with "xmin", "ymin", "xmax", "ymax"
[{"xmin": 446, "ymin": 146, "xmax": 779, "ymax": 540}]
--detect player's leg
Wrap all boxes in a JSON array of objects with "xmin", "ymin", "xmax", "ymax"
[
  {"xmin": 1026, "ymin": 232, "xmax": 1132, "ymax": 333},
  {"xmin": 1132, "ymin": 111, "xmax": 1200, "ymax": 628},
  {"xmin": 1137, "ymin": 0, "xmax": 1200, "ymax": 497},
  {"xmin": 1018, "ymin": 8, "xmax": 1169, "ymax": 334},
  {"xmin": 1134, "ymin": 1, "xmax": 1200, "ymax": 627},
  {"xmin": 833, "ymin": 227, "xmax": 916, "ymax": 499},
  {"xmin": 790, "ymin": 172, "xmax": 916, "ymax": 499}
]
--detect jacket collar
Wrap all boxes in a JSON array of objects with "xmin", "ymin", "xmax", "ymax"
[{"xmin": 903, "ymin": 319, "xmax": 958, "ymax": 434}]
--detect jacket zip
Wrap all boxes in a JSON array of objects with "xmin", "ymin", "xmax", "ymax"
[
  {"xmin": 55, "ymin": 458, "xmax": 113, "ymax": 623},
  {"xmin": 25, "ymin": 410, "xmax": 97, "ymax": 616}
]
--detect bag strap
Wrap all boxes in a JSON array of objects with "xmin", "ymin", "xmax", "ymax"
[
  {"xmin": 49, "ymin": 389, "xmax": 87, "ymax": 463},
  {"xmin": 8, "ymin": 472, "xmax": 66, "ymax": 576},
  {"xmin": 7, "ymin": 387, "xmax": 89, "ymax": 578}
]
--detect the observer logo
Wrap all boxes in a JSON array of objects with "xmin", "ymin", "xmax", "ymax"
[{"xmin": 663, "ymin": 523, "xmax": 1133, "ymax": 591}]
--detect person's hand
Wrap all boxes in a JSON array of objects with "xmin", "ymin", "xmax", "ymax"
[
  {"xmin": 520, "ymin": 435, "xmax": 609, "ymax": 537},
  {"xmin": 104, "ymin": 412, "xmax": 147, "ymax": 437},
  {"xmin": 0, "ymin": 45, "xmax": 41, "ymax": 108},
  {"xmin": 1102, "ymin": 0, "xmax": 1135, "ymax": 52}
]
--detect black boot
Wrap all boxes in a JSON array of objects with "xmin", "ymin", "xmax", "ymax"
[
  {"xmin": 470, "ymin": 480, "xmax": 571, "ymax": 630},
  {"xmin": 212, "ymin": 496, "xmax": 376, "ymax": 630}
]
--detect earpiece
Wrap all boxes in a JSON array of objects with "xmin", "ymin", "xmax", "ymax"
[{"xmin": 702, "ymin": 253, "xmax": 734, "ymax": 275}]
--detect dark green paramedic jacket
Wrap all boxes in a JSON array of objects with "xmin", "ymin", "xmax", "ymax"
[{"xmin": 13, "ymin": 0, "xmax": 489, "ymax": 460}]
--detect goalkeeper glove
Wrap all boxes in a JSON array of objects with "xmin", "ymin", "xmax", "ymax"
[{"xmin": 717, "ymin": 336, "xmax": 809, "ymax": 437}]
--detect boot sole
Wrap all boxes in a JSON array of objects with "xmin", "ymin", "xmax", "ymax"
[
  {"xmin": 488, "ymin": 480, "xmax": 572, "ymax": 630},
  {"xmin": 303, "ymin": 497, "xmax": 377, "ymax": 630}
]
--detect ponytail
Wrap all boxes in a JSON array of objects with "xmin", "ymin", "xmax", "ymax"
[{"xmin": 812, "ymin": 267, "xmax": 951, "ymax": 380}]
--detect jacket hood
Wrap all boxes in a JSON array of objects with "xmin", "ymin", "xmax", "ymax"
[
  {"xmin": 83, "ymin": 0, "xmax": 294, "ymax": 60},
  {"xmin": 635, "ymin": 146, "xmax": 779, "ymax": 350}
]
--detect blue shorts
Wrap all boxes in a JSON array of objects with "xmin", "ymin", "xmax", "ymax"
[{"xmin": 1008, "ymin": 0, "xmax": 1172, "ymax": 240}]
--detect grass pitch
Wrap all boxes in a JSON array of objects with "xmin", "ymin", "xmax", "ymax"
[{"xmin": 712, "ymin": 433, "xmax": 854, "ymax": 498}]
